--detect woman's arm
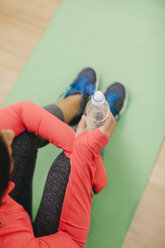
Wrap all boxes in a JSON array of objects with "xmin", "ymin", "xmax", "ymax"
[{"xmin": 0, "ymin": 101, "xmax": 75, "ymax": 157}]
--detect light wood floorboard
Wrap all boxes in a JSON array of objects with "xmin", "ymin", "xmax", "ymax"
[{"xmin": 0, "ymin": 0, "xmax": 61, "ymax": 106}]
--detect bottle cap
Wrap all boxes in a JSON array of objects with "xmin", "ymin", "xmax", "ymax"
[{"xmin": 92, "ymin": 91, "xmax": 105, "ymax": 106}]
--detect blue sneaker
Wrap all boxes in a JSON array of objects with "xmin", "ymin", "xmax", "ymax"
[
  {"xmin": 104, "ymin": 82, "xmax": 127, "ymax": 120},
  {"xmin": 65, "ymin": 68, "xmax": 99, "ymax": 125}
]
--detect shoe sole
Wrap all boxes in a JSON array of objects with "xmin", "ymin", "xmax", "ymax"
[
  {"xmin": 119, "ymin": 88, "xmax": 128, "ymax": 115},
  {"xmin": 115, "ymin": 87, "xmax": 128, "ymax": 120}
]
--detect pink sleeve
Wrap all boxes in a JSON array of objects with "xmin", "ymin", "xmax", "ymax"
[
  {"xmin": 0, "ymin": 101, "xmax": 75, "ymax": 157},
  {"xmin": 83, "ymin": 129, "xmax": 109, "ymax": 192},
  {"xmin": 92, "ymin": 154, "xmax": 108, "ymax": 193},
  {"xmin": 73, "ymin": 129, "xmax": 109, "ymax": 192}
]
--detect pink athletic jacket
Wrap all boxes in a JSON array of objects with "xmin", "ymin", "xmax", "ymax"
[{"xmin": 0, "ymin": 101, "xmax": 108, "ymax": 248}]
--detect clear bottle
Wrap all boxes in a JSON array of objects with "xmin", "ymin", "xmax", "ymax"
[{"xmin": 85, "ymin": 90, "xmax": 110, "ymax": 130}]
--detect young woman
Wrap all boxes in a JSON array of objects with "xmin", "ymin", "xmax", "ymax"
[{"xmin": 0, "ymin": 68, "xmax": 126, "ymax": 247}]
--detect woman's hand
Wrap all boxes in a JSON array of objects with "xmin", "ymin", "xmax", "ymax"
[
  {"xmin": 99, "ymin": 112, "xmax": 116, "ymax": 139},
  {"xmin": 76, "ymin": 113, "xmax": 116, "ymax": 140}
]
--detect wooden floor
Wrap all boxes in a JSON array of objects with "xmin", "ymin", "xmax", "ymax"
[
  {"xmin": 0, "ymin": 0, "xmax": 61, "ymax": 105},
  {"xmin": 0, "ymin": 1, "xmax": 165, "ymax": 247}
]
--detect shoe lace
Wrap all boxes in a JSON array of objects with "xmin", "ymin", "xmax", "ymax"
[
  {"xmin": 58, "ymin": 77, "xmax": 96, "ymax": 100},
  {"xmin": 71, "ymin": 77, "xmax": 96, "ymax": 95},
  {"xmin": 105, "ymin": 91, "xmax": 120, "ymax": 119},
  {"xmin": 70, "ymin": 77, "xmax": 89, "ymax": 92}
]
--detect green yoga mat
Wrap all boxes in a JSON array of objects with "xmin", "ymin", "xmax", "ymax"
[{"xmin": 2, "ymin": 0, "xmax": 165, "ymax": 247}]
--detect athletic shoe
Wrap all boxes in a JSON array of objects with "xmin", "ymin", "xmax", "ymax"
[
  {"xmin": 65, "ymin": 68, "xmax": 99, "ymax": 125},
  {"xmin": 104, "ymin": 82, "xmax": 127, "ymax": 120}
]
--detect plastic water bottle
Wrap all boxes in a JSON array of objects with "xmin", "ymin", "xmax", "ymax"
[{"xmin": 85, "ymin": 90, "xmax": 110, "ymax": 130}]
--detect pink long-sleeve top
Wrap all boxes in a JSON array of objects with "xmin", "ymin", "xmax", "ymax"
[{"xmin": 0, "ymin": 101, "xmax": 108, "ymax": 248}]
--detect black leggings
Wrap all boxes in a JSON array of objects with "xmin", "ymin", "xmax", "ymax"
[{"xmin": 9, "ymin": 104, "xmax": 71, "ymax": 237}]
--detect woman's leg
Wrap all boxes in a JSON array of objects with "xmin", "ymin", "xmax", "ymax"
[
  {"xmin": 9, "ymin": 104, "xmax": 66, "ymax": 218},
  {"xmin": 33, "ymin": 152, "xmax": 70, "ymax": 236},
  {"xmin": 9, "ymin": 96, "xmax": 82, "ymax": 219},
  {"xmin": 10, "ymin": 131, "xmax": 38, "ymax": 218}
]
